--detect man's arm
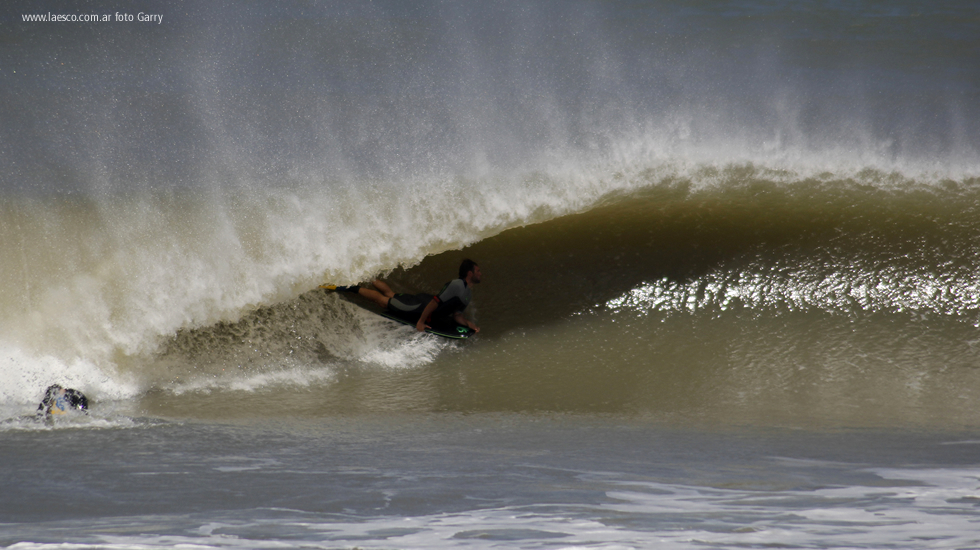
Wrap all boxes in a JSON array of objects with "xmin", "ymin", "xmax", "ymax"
[
  {"xmin": 415, "ymin": 299, "xmax": 440, "ymax": 332},
  {"xmin": 453, "ymin": 311, "xmax": 479, "ymax": 333}
]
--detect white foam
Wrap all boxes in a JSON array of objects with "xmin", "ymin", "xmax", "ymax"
[
  {"xmin": 165, "ymin": 364, "xmax": 339, "ymax": 396},
  {"xmin": 355, "ymin": 314, "xmax": 448, "ymax": 370},
  {"xmin": 0, "ymin": 343, "xmax": 139, "ymax": 405}
]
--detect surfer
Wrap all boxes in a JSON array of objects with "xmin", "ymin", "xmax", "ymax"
[
  {"xmin": 329, "ymin": 259, "xmax": 482, "ymax": 333},
  {"xmin": 36, "ymin": 384, "xmax": 89, "ymax": 417}
]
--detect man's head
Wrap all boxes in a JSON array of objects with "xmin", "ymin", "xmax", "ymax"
[{"xmin": 459, "ymin": 259, "xmax": 481, "ymax": 284}]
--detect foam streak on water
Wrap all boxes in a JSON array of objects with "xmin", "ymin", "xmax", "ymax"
[
  {"xmin": 3, "ymin": 419, "xmax": 980, "ymax": 550},
  {"xmin": 10, "ymin": 480, "xmax": 980, "ymax": 550}
]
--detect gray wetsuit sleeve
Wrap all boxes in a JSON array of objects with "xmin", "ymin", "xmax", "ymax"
[{"xmin": 431, "ymin": 279, "xmax": 471, "ymax": 320}]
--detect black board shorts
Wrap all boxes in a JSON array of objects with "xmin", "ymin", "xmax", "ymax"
[{"xmin": 386, "ymin": 293, "xmax": 433, "ymax": 321}]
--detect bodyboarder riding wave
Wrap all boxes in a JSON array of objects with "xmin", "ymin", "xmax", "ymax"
[{"xmin": 326, "ymin": 259, "xmax": 481, "ymax": 333}]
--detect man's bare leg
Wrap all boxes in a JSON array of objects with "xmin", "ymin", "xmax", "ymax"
[{"xmin": 358, "ymin": 280, "xmax": 395, "ymax": 308}]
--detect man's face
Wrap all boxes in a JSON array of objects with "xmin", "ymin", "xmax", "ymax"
[{"xmin": 470, "ymin": 265, "xmax": 482, "ymax": 284}]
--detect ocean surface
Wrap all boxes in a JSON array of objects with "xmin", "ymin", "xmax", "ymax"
[{"xmin": 2, "ymin": 0, "xmax": 980, "ymax": 548}]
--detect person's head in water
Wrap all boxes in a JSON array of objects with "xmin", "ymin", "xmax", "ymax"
[
  {"xmin": 459, "ymin": 259, "xmax": 481, "ymax": 284},
  {"xmin": 37, "ymin": 384, "xmax": 89, "ymax": 417}
]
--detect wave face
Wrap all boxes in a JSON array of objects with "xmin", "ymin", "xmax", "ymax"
[{"xmin": 1, "ymin": 0, "xmax": 979, "ymax": 426}]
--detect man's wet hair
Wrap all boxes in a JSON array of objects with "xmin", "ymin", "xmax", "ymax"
[{"xmin": 459, "ymin": 259, "xmax": 478, "ymax": 280}]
